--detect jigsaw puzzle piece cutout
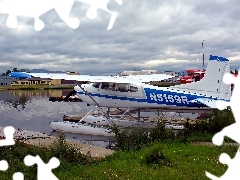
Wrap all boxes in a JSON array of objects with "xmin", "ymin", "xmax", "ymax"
[
  {"xmin": 218, "ymin": 72, "xmax": 240, "ymax": 115},
  {"xmin": 13, "ymin": 172, "xmax": 24, "ymax": 180},
  {"xmin": 227, "ymin": 71, "xmax": 240, "ymax": 121},
  {"xmin": 0, "ymin": 0, "xmax": 80, "ymax": 31},
  {"xmin": 216, "ymin": 100, "xmax": 229, "ymax": 111},
  {"xmin": 76, "ymin": 0, "xmax": 123, "ymax": 30},
  {"xmin": 0, "ymin": 126, "xmax": 15, "ymax": 146},
  {"xmin": 212, "ymin": 123, "xmax": 240, "ymax": 146},
  {"xmin": 0, "ymin": 0, "xmax": 18, "ymax": 28},
  {"xmin": 206, "ymin": 69, "xmax": 240, "ymax": 179},
  {"xmin": 24, "ymin": 155, "xmax": 60, "ymax": 180},
  {"xmin": 0, "ymin": 160, "xmax": 8, "ymax": 171},
  {"xmin": 206, "ymin": 147, "xmax": 240, "ymax": 179},
  {"xmin": 0, "ymin": 0, "xmax": 55, "ymax": 31},
  {"xmin": 215, "ymin": 72, "xmax": 236, "ymax": 110},
  {"xmin": 53, "ymin": 0, "xmax": 80, "ymax": 29},
  {"xmin": 213, "ymin": 70, "xmax": 240, "ymax": 145},
  {"xmin": 107, "ymin": 0, "xmax": 123, "ymax": 12},
  {"xmin": 223, "ymin": 73, "xmax": 237, "ymax": 85}
]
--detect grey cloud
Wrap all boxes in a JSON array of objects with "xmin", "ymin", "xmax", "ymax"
[{"xmin": 0, "ymin": 0, "xmax": 239, "ymax": 75}]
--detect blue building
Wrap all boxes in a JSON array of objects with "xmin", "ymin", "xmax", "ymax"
[{"xmin": 0, "ymin": 75, "xmax": 19, "ymax": 86}]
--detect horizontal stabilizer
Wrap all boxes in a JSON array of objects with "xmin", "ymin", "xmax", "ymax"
[{"xmin": 190, "ymin": 98, "xmax": 219, "ymax": 108}]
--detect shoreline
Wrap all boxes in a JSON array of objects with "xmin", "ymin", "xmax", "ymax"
[
  {"xmin": 0, "ymin": 82, "xmax": 180, "ymax": 91},
  {"xmin": 0, "ymin": 126, "xmax": 114, "ymax": 158},
  {"xmin": 0, "ymin": 85, "xmax": 75, "ymax": 90}
]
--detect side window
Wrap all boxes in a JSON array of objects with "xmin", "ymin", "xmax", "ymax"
[
  {"xmin": 129, "ymin": 86, "xmax": 138, "ymax": 92},
  {"xmin": 117, "ymin": 83, "xmax": 138, "ymax": 92},
  {"xmin": 101, "ymin": 82, "xmax": 109, "ymax": 90},
  {"xmin": 118, "ymin": 83, "xmax": 128, "ymax": 92},
  {"xmin": 92, "ymin": 82, "xmax": 100, "ymax": 88},
  {"xmin": 110, "ymin": 83, "xmax": 116, "ymax": 91}
]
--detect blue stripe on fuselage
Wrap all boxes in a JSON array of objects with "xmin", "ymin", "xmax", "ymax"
[
  {"xmin": 76, "ymin": 91, "xmax": 147, "ymax": 102},
  {"xmin": 76, "ymin": 87, "xmax": 230, "ymax": 107},
  {"xmin": 144, "ymin": 88, "xmax": 206, "ymax": 107}
]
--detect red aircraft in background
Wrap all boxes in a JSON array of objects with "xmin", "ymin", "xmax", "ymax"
[
  {"xmin": 180, "ymin": 69, "xmax": 238, "ymax": 83},
  {"xmin": 180, "ymin": 68, "xmax": 238, "ymax": 92},
  {"xmin": 179, "ymin": 69, "xmax": 206, "ymax": 84}
]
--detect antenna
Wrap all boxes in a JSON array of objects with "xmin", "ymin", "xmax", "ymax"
[{"xmin": 202, "ymin": 40, "xmax": 204, "ymax": 67}]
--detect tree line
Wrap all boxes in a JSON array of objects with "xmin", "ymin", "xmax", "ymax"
[{"xmin": 1, "ymin": 68, "xmax": 29, "ymax": 75}]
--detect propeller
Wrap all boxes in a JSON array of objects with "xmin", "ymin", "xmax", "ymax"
[{"xmin": 63, "ymin": 90, "xmax": 76, "ymax": 102}]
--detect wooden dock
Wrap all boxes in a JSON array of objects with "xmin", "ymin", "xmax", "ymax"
[{"xmin": 63, "ymin": 111, "xmax": 204, "ymax": 126}]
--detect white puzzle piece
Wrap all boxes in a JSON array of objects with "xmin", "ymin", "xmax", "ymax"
[
  {"xmin": 206, "ymin": 70, "xmax": 240, "ymax": 179},
  {"xmin": 0, "ymin": 0, "xmax": 123, "ymax": 31}
]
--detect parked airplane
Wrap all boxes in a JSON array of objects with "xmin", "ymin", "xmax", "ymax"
[
  {"xmin": 9, "ymin": 55, "xmax": 231, "ymax": 111},
  {"xmin": 74, "ymin": 55, "xmax": 231, "ymax": 108},
  {"xmin": 8, "ymin": 55, "xmax": 232, "ymax": 134}
]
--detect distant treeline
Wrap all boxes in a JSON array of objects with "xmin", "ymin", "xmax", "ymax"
[{"xmin": 1, "ymin": 68, "xmax": 29, "ymax": 75}]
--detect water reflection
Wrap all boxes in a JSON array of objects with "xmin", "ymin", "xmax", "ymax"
[
  {"xmin": 3, "ymin": 95, "xmax": 30, "ymax": 111},
  {"xmin": 0, "ymin": 90, "xmax": 115, "ymax": 147},
  {"xmin": 0, "ymin": 90, "xmax": 92, "ymax": 134}
]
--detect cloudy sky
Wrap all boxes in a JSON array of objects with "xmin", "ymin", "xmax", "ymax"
[{"xmin": 0, "ymin": 0, "xmax": 239, "ymax": 75}]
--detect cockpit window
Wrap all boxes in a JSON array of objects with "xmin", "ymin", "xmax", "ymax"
[
  {"xmin": 129, "ymin": 86, "xmax": 138, "ymax": 92},
  {"xmin": 96, "ymin": 82, "xmax": 138, "ymax": 92},
  {"xmin": 117, "ymin": 83, "xmax": 138, "ymax": 92},
  {"xmin": 92, "ymin": 82, "xmax": 100, "ymax": 88},
  {"xmin": 101, "ymin": 82, "xmax": 116, "ymax": 91}
]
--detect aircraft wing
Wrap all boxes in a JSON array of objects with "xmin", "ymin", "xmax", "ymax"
[
  {"xmin": 127, "ymin": 74, "xmax": 175, "ymax": 83},
  {"xmin": 9, "ymin": 72, "xmax": 114, "ymax": 82},
  {"xmin": 9, "ymin": 72, "xmax": 174, "ymax": 84},
  {"xmin": 86, "ymin": 76, "xmax": 143, "ymax": 84}
]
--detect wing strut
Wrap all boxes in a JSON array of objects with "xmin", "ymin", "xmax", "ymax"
[
  {"xmin": 77, "ymin": 84, "xmax": 99, "ymax": 106},
  {"xmin": 74, "ymin": 81, "xmax": 113, "ymax": 125},
  {"xmin": 114, "ymin": 108, "xmax": 130, "ymax": 124},
  {"xmin": 78, "ymin": 105, "xmax": 98, "ymax": 123},
  {"xmin": 115, "ymin": 108, "xmax": 142, "ymax": 125}
]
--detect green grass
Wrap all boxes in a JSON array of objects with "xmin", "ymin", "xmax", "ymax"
[
  {"xmin": 0, "ymin": 108, "xmax": 236, "ymax": 179},
  {"xmin": 73, "ymin": 142, "xmax": 236, "ymax": 180},
  {"xmin": 0, "ymin": 137, "xmax": 237, "ymax": 179}
]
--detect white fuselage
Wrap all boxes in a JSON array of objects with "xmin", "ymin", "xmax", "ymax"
[{"xmin": 74, "ymin": 83, "xmax": 207, "ymax": 109}]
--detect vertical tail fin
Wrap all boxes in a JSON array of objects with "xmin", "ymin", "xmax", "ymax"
[{"xmin": 170, "ymin": 55, "xmax": 231, "ymax": 100}]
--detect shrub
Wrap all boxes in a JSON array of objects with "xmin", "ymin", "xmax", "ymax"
[
  {"xmin": 49, "ymin": 132, "xmax": 90, "ymax": 165},
  {"xmin": 149, "ymin": 121, "xmax": 167, "ymax": 142},
  {"xmin": 109, "ymin": 124, "xmax": 150, "ymax": 151},
  {"xmin": 142, "ymin": 144, "xmax": 172, "ymax": 168}
]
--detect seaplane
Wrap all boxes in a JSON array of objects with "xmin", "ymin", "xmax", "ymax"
[
  {"xmin": 9, "ymin": 55, "xmax": 232, "ymax": 135},
  {"xmin": 9, "ymin": 69, "xmax": 176, "ymax": 135}
]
